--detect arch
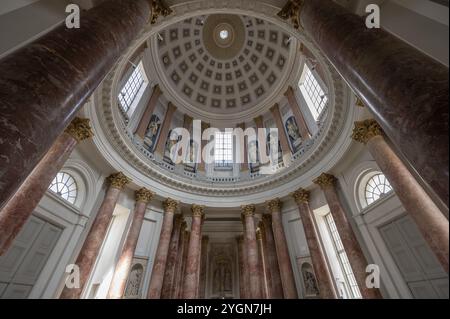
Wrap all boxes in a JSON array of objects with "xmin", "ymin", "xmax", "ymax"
[
  {"xmin": 355, "ymin": 168, "xmax": 394, "ymax": 210},
  {"xmin": 49, "ymin": 172, "xmax": 78, "ymax": 205}
]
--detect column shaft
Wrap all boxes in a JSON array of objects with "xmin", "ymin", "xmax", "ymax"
[
  {"xmin": 300, "ymin": 0, "xmax": 449, "ymax": 207},
  {"xmin": 135, "ymin": 85, "xmax": 163, "ymax": 138},
  {"xmin": 147, "ymin": 199, "xmax": 178, "ymax": 299},
  {"xmin": 198, "ymin": 236, "xmax": 209, "ymax": 299},
  {"xmin": 237, "ymin": 237, "xmax": 246, "ymax": 298},
  {"xmin": 177, "ymin": 231, "xmax": 190, "ymax": 298},
  {"xmin": 155, "ymin": 103, "xmax": 177, "ymax": 155},
  {"xmin": 285, "ymin": 86, "xmax": 311, "ymax": 139},
  {"xmin": 242, "ymin": 206, "xmax": 262, "ymax": 299},
  {"xmin": 60, "ymin": 172, "xmax": 130, "ymax": 299},
  {"xmin": 257, "ymin": 231, "xmax": 269, "ymax": 299},
  {"xmin": 0, "ymin": 0, "xmax": 151, "ymax": 211},
  {"xmin": 267, "ymin": 200, "xmax": 298, "ymax": 299},
  {"xmin": 161, "ymin": 215, "xmax": 183, "ymax": 298},
  {"xmin": 107, "ymin": 188, "xmax": 153, "ymax": 299},
  {"xmin": 172, "ymin": 226, "xmax": 187, "ymax": 298}
]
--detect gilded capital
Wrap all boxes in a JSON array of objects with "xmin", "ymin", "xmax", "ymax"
[
  {"xmin": 313, "ymin": 173, "xmax": 336, "ymax": 188},
  {"xmin": 191, "ymin": 204, "xmax": 205, "ymax": 217},
  {"xmin": 351, "ymin": 119, "xmax": 383, "ymax": 144},
  {"xmin": 135, "ymin": 188, "xmax": 154, "ymax": 204},
  {"xmin": 163, "ymin": 198, "xmax": 178, "ymax": 213},
  {"xmin": 256, "ymin": 229, "xmax": 263, "ymax": 240},
  {"xmin": 150, "ymin": 0, "xmax": 173, "ymax": 25},
  {"xmin": 267, "ymin": 198, "xmax": 282, "ymax": 213},
  {"xmin": 241, "ymin": 204, "xmax": 256, "ymax": 217},
  {"xmin": 65, "ymin": 117, "xmax": 94, "ymax": 142},
  {"xmin": 107, "ymin": 172, "xmax": 131, "ymax": 190},
  {"xmin": 292, "ymin": 188, "xmax": 310, "ymax": 204},
  {"xmin": 277, "ymin": 0, "xmax": 305, "ymax": 30}
]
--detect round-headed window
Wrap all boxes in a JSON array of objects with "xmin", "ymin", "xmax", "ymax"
[
  {"xmin": 49, "ymin": 172, "xmax": 78, "ymax": 204},
  {"xmin": 364, "ymin": 173, "xmax": 393, "ymax": 206}
]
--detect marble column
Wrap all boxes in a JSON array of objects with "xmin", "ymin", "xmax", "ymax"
[
  {"xmin": 135, "ymin": 85, "xmax": 163, "ymax": 138},
  {"xmin": 296, "ymin": 0, "xmax": 449, "ymax": 207},
  {"xmin": 258, "ymin": 222, "xmax": 273, "ymax": 298},
  {"xmin": 314, "ymin": 173, "xmax": 382, "ymax": 299},
  {"xmin": 172, "ymin": 223, "xmax": 187, "ymax": 298},
  {"xmin": 292, "ymin": 189, "xmax": 337, "ymax": 299},
  {"xmin": 147, "ymin": 198, "xmax": 179, "ymax": 299},
  {"xmin": 267, "ymin": 199, "xmax": 298, "ymax": 299},
  {"xmin": 261, "ymin": 214, "xmax": 284, "ymax": 299},
  {"xmin": 60, "ymin": 172, "xmax": 131, "ymax": 299},
  {"xmin": 256, "ymin": 229, "xmax": 269, "ymax": 299},
  {"xmin": 177, "ymin": 230, "xmax": 190, "ymax": 299},
  {"xmin": 108, "ymin": 188, "xmax": 154, "ymax": 299},
  {"xmin": 155, "ymin": 102, "xmax": 177, "ymax": 156},
  {"xmin": 198, "ymin": 236, "xmax": 209, "ymax": 299},
  {"xmin": 237, "ymin": 236, "xmax": 247, "ymax": 299},
  {"xmin": 0, "ymin": 0, "xmax": 153, "ymax": 212},
  {"xmin": 161, "ymin": 214, "xmax": 184, "ymax": 298},
  {"xmin": 352, "ymin": 120, "xmax": 449, "ymax": 272},
  {"xmin": 241, "ymin": 205, "xmax": 262, "ymax": 299},
  {"xmin": 0, "ymin": 118, "xmax": 93, "ymax": 255},
  {"xmin": 269, "ymin": 104, "xmax": 292, "ymax": 158},
  {"xmin": 285, "ymin": 86, "xmax": 311, "ymax": 140},
  {"xmin": 182, "ymin": 205, "xmax": 205, "ymax": 299}
]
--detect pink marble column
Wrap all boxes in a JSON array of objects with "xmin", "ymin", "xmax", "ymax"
[
  {"xmin": 161, "ymin": 214, "xmax": 184, "ymax": 298},
  {"xmin": 198, "ymin": 236, "xmax": 209, "ymax": 299},
  {"xmin": 237, "ymin": 236, "xmax": 247, "ymax": 298},
  {"xmin": 292, "ymin": 189, "xmax": 337, "ymax": 299},
  {"xmin": 107, "ymin": 188, "xmax": 154, "ymax": 299},
  {"xmin": 267, "ymin": 199, "xmax": 298, "ymax": 299},
  {"xmin": 352, "ymin": 120, "xmax": 449, "ymax": 272},
  {"xmin": 258, "ymin": 222, "xmax": 274, "ymax": 298},
  {"xmin": 147, "ymin": 198, "xmax": 179, "ymax": 299},
  {"xmin": 314, "ymin": 173, "xmax": 382, "ymax": 299},
  {"xmin": 241, "ymin": 205, "xmax": 262, "ymax": 299},
  {"xmin": 155, "ymin": 102, "xmax": 177, "ymax": 156},
  {"xmin": 172, "ymin": 223, "xmax": 187, "ymax": 298},
  {"xmin": 270, "ymin": 104, "xmax": 292, "ymax": 158},
  {"xmin": 182, "ymin": 205, "xmax": 205, "ymax": 299},
  {"xmin": 261, "ymin": 214, "xmax": 284, "ymax": 299},
  {"xmin": 0, "ymin": 118, "xmax": 93, "ymax": 255},
  {"xmin": 285, "ymin": 86, "xmax": 311, "ymax": 140},
  {"xmin": 135, "ymin": 85, "xmax": 162, "ymax": 138},
  {"xmin": 256, "ymin": 229, "xmax": 269, "ymax": 299},
  {"xmin": 60, "ymin": 172, "xmax": 131, "ymax": 299},
  {"xmin": 177, "ymin": 230, "xmax": 190, "ymax": 299}
]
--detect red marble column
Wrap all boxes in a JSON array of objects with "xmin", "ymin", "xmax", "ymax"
[
  {"xmin": 292, "ymin": 189, "xmax": 337, "ymax": 299},
  {"xmin": 241, "ymin": 205, "xmax": 262, "ymax": 299},
  {"xmin": 267, "ymin": 199, "xmax": 298, "ymax": 299},
  {"xmin": 161, "ymin": 214, "xmax": 184, "ymax": 298},
  {"xmin": 177, "ymin": 230, "xmax": 190, "ymax": 299},
  {"xmin": 314, "ymin": 173, "xmax": 382, "ymax": 299},
  {"xmin": 0, "ymin": 118, "xmax": 93, "ymax": 255},
  {"xmin": 172, "ymin": 223, "xmax": 187, "ymax": 299},
  {"xmin": 60, "ymin": 172, "xmax": 131, "ymax": 299},
  {"xmin": 182, "ymin": 205, "xmax": 205, "ymax": 299},
  {"xmin": 258, "ymin": 222, "xmax": 274, "ymax": 298},
  {"xmin": 147, "ymin": 198, "xmax": 179, "ymax": 299},
  {"xmin": 352, "ymin": 120, "xmax": 449, "ymax": 272},
  {"xmin": 270, "ymin": 104, "xmax": 292, "ymax": 158},
  {"xmin": 155, "ymin": 102, "xmax": 177, "ymax": 156},
  {"xmin": 0, "ymin": 0, "xmax": 153, "ymax": 212},
  {"xmin": 237, "ymin": 236, "xmax": 247, "ymax": 298},
  {"xmin": 297, "ymin": 0, "xmax": 449, "ymax": 207},
  {"xmin": 285, "ymin": 86, "xmax": 311, "ymax": 140},
  {"xmin": 256, "ymin": 229, "xmax": 269, "ymax": 299},
  {"xmin": 107, "ymin": 188, "xmax": 154, "ymax": 299},
  {"xmin": 135, "ymin": 85, "xmax": 163, "ymax": 138},
  {"xmin": 198, "ymin": 236, "xmax": 209, "ymax": 299},
  {"xmin": 261, "ymin": 214, "xmax": 284, "ymax": 299}
]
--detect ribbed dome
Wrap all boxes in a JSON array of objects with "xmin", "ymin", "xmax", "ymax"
[{"xmin": 151, "ymin": 14, "xmax": 297, "ymax": 117}]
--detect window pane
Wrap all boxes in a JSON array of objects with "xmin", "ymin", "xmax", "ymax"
[
  {"xmin": 215, "ymin": 132, "xmax": 233, "ymax": 167},
  {"xmin": 48, "ymin": 172, "xmax": 78, "ymax": 204},
  {"xmin": 299, "ymin": 65, "xmax": 328, "ymax": 121},
  {"xmin": 118, "ymin": 63, "xmax": 145, "ymax": 114},
  {"xmin": 365, "ymin": 173, "xmax": 393, "ymax": 205}
]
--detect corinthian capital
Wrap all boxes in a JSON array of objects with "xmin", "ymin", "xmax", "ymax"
[
  {"xmin": 163, "ymin": 198, "xmax": 179, "ymax": 213},
  {"xmin": 292, "ymin": 188, "xmax": 310, "ymax": 204},
  {"xmin": 351, "ymin": 119, "xmax": 383, "ymax": 144},
  {"xmin": 150, "ymin": 0, "xmax": 173, "ymax": 25},
  {"xmin": 241, "ymin": 204, "xmax": 256, "ymax": 217},
  {"xmin": 107, "ymin": 172, "xmax": 131, "ymax": 190},
  {"xmin": 277, "ymin": 0, "xmax": 305, "ymax": 30},
  {"xmin": 313, "ymin": 173, "xmax": 336, "ymax": 188},
  {"xmin": 266, "ymin": 198, "xmax": 282, "ymax": 213},
  {"xmin": 65, "ymin": 117, "xmax": 94, "ymax": 142},
  {"xmin": 135, "ymin": 188, "xmax": 154, "ymax": 204},
  {"xmin": 191, "ymin": 204, "xmax": 205, "ymax": 217}
]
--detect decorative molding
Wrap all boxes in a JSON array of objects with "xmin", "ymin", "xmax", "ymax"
[
  {"xmin": 291, "ymin": 188, "xmax": 309, "ymax": 204},
  {"xmin": 135, "ymin": 187, "xmax": 155, "ymax": 203},
  {"xmin": 313, "ymin": 173, "xmax": 336, "ymax": 188},
  {"xmin": 150, "ymin": 0, "xmax": 173, "ymax": 25},
  {"xmin": 65, "ymin": 117, "xmax": 94, "ymax": 142},
  {"xmin": 351, "ymin": 119, "xmax": 383, "ymax": 145},
  {"xmin": 277, "ymin": 0, "xmax": 304, "ymax": 30},
  {"xmin": 107, "ymin": 172, "xmax": 132, "ymax": 189}
]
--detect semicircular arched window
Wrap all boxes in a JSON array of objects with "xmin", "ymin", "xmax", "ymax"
[
  {"xmin": 49, "ymin": 172, "xmax": 78, "ymax": 204},
  {"xmin": 364, "ymin": 173, "xmax": 393, "ymax": 206}
]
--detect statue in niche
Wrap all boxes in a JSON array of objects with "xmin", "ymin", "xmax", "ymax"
[
  {"xmin": 266, "ymin": 131, "xmax": 282, "ymax": 164},
  {"xmin": 164, "ymin": 130, "xmax": 181, "ymax": 164},
  {"xmin": 285, "ymin": 116, "xmax": 301, "ymax": 153},
  {"xmin": 143, "ymin": 115, "xmax": 161, "ymax": 152},
  {"xmin": 184, "ymin": 139, "xmax": 198, "ymax": 173},
  {"xmin": 301, "ymin": 263, "xmax": 320, "ymax": 297},
  {"xmin": 124, "ymin": 263, "xmax": 144, "ymax": 298}
]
